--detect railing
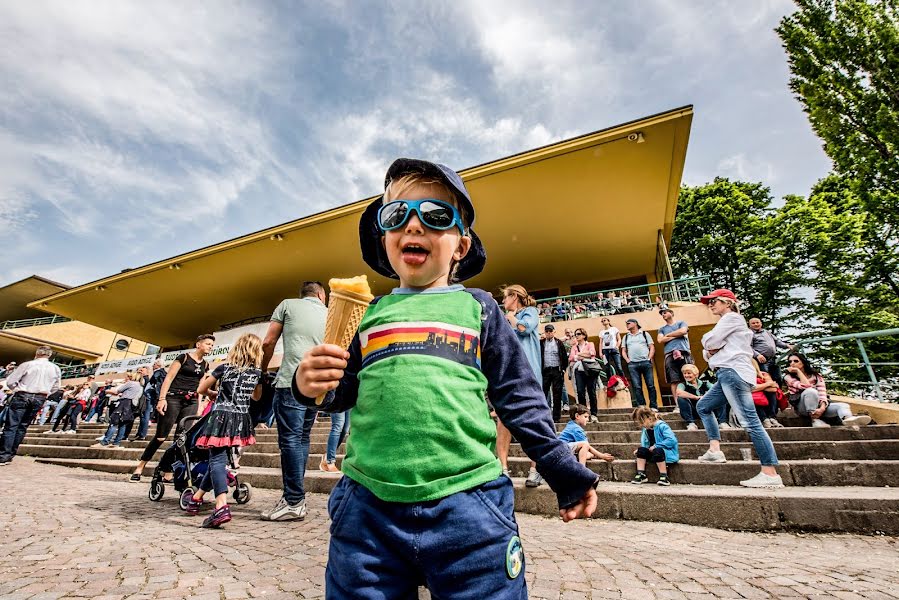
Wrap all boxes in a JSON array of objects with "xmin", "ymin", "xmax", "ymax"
[
  {"xmin": 0, "ymin": 315, "xmax": 72, "ymax": 330},
  {"xmin": 536, "ymin": 276, "xmax": 712, "ymax": 323},
  {"xmin": 785, "ymin": 328, "xmax": 899, "ymax": 403}
]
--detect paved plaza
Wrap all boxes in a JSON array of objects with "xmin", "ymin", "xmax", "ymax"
[{"xmin": 1, "ymin": 459, "xmax": 897, "ymax": 600}]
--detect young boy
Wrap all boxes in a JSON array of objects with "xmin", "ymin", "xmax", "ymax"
[
  {"xmin": 631, "ymin": 406, "xmax": 679, "ymax": 486},
  {"xmin": 295, "ymin": 158, "xmax": 600, "ymax": 598},
  {"xmin": 560, "ymin": 404, "xmax": 616, "ymax": 465}
]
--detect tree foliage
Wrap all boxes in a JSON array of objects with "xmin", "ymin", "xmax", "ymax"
[
  {"xmin": 777, "ymin": 0, "xmax": 899, "ymax": 228},
  {"xmin": 669, "ymin": 178, "xmax": 807, "ymax": 330}
]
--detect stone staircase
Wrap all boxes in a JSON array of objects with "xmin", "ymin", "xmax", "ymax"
[{"xmin": 20, "ymin": 407, "xmax": 899, "ymax": 534}]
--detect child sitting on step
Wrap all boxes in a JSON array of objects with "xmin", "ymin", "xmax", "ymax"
[
  {"xmin": 631, "ymin": 406, "xmax": 679, "ymax": 486},
  {"xmin": 183, "ymin": 333, "xmax": 264, "ymax": 528},
  {"xmin": 559, "ymin": 404, "xmax": 616, "ymax": 466}
]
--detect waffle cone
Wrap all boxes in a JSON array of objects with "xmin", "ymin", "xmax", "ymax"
[{"xmin": 316, "ymin": 289, "xmax": 373, "ymax": 405}]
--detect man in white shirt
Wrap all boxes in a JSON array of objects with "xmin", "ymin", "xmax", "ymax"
[{"xmin": 1, "ymin": 346, "xmax": 61, "ymax": 465}]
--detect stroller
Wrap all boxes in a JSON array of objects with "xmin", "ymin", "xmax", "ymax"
[{"xmin": 148, "ymin": 413, "xmax": 253, "ymax": 509}]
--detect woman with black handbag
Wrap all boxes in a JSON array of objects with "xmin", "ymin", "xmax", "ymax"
[{"xmin": 568, "ymin": 328, "xmax": 601, "ymax": 421}]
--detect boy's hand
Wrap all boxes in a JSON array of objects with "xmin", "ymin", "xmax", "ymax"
[
  {"xmin": 560, "ymin": 487, "xmax": 597, "ymax": 522},
  {"xmin": 297, "ymin": 344, "xmax": 349, "ymax": 398}
]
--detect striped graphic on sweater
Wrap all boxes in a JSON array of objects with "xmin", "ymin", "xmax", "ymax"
[{"xmin": 359, "ymin": 321, "xmax": 481, "ymax": 369}]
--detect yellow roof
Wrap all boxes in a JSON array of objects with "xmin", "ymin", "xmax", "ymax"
[
  {"xmin": 0, "ymin": 276, "xmax": 69, "ymax": 321},
  {"xmin": 30, "ymin": 106, "xmax": 693, "ymax": 346}
]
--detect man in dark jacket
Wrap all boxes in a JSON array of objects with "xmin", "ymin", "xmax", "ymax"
[{"xmin": 541, "ymin": 324, "xmax": 569, "ymax": 422}]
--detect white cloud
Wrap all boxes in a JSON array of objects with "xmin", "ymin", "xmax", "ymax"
[
  {"xmin": 0, "ymin": 1, "xmax": 285, "ymax": 243},
  {"xmin": 716, "ymin": 153, "xmax": 777, "ymax": 185}
]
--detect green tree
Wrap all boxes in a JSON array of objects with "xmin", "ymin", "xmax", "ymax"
[
  {"xmin": 777, "ymin": 0, "xmax": 899, "ymax": 228},
  {"xmin": 790, "ymin": 176, "xmax": 899, "ymax": 381},
  {"xmin": 669, "ymin": 178, "xmax": 807, "ymax": 330}
]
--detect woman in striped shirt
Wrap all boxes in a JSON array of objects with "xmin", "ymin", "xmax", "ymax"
[{"xmin": 783, "ymin": 353, "xmax": 871, "ymax": 428}]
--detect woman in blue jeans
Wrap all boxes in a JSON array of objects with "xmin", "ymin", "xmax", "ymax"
[
  {"xmin": 695, "ymin": 289, "xmax": 783, "ymax": 488},
  {"xmin": 320, "ymin": 411, "xmax": 350, "ymax": 472}
]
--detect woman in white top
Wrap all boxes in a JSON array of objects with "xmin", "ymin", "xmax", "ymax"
[{"xmin": 695, "ymin": 289, "xmax": 783, "ymax": 488}]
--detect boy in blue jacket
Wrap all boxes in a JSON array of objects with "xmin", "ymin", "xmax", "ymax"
[
  {"xmin": 559, "ymin": 404, "xmax": 615, "ymax": 465},
  {"xmin": 631, "ymin": 406, "xmax": 679, "ymax": 486},
  {"xmin": 294, "ymin": 158, "xmax": 600, "ymax": 598}
]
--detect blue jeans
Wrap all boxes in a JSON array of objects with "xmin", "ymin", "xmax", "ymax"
[
  {"xmin": 199, "ymin": 447, "xmax": 230, "ymax": 497},
  {"xmin": 677, "ymin": 396, "xmax": 726, "ymax": 426},
  {"xmin": 602, "ymin": 348, "xmax": 622, "ymax": 376},
  {"xmin": 136, "ymin": 398, "xmax": 155, "ymax": 439},
  {"xmin": 627, "ymin": 360, "xmax": 658, "ymax": 409},
  {"xmin": 326, "ymin": 411, "xmax": 350, "ymax": 464},
  {"xmin": 49, "ymin": 399, "xmax": 69, "ymax": 425},
  {"xmin": 101, "ymin": 423, "xmax": 127, "ymax": 445},
  {"xmin": 696, "ymin": 368, "xmax": 779, "ymax": 466},
  {"xmin": 38, "ymin": 400, "xmax": 58, "ymax": 425},
  {"xmin": 326, "ymin": 475, "xmax": 526, "ymax": 599},
  {"xmin": 273, "ymin": 387, "xmax": 318, "ymax": 505},
  {"xmin": 1, "ymin": 393, "xmax": 44, "ymax": 462}
]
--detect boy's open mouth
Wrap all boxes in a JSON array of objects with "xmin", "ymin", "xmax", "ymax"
[{"xmin": 401, "ymin": 243, "xmax": 429, "ymax": 266}]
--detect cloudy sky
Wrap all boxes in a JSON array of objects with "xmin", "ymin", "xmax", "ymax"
[{"xmin": 0, "ymin": 0, "xmax": 831, "ymax": 288}]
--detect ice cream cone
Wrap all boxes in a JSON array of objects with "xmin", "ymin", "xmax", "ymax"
[{"xmin": 316, "ymin": 278, "xmax": 374, "ymax": 405}]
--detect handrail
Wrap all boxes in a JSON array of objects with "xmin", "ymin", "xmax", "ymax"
[
  {"xmin": 0, "ymin": 314, "xmax": 72, "ymax": 330},
  {"xmin": 785, "ymin": 328, "xmax": 899, "ymax": 403},
  {"xmin": 538, "ymin": 275, "xmax": 711, "ymax": 304}
]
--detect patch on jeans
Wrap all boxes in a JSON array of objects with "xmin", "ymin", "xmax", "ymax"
[{"xmin": 505, "ymin": 535, "xmax": 523, "ymax": 579}]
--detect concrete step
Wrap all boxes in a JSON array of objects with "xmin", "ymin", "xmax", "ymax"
[
  {"xmin": 25, "ymin": 424, "xmax": 899, "ymax": 450},
  {"xmin": 20, "ymin": 443, "xmax": 899, "ymax": 487},
  {"xmin": 32, "ymin": 457, "xmax": 899, "ymax": 535},
  {"xmin": 22, "ymin": 435, "xmax": 899, "ymax": 463}
]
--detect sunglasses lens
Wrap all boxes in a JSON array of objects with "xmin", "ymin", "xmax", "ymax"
[
  {"xmin": 379, "ymin": 202, "xmax": 408, "ymax": 229},
  {"xmin": 419, "ymin": 201, "xmax": 454, "ymax": 229}
]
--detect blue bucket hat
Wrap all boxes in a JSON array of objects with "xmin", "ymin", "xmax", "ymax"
[{"xmin": 359, "ymin": 158, "xmax": 487, "ymax": 281}]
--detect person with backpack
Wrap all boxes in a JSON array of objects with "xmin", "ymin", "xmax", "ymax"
[{"xmin": 620, "ymin": 318, "xmax": 660, "ymax": 410}]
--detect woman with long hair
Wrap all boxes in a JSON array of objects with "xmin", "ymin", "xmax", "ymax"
[
  {"xmin": 695, "ymin": 290, "xmax": 783, "ymax": 488},
  {"xmin": 498, "ymin": 284, "xmax": 545, "ymax": 487},
  {"xmin": 784, "ymin": 352, "xmax": 870, "ymax": 428},
  {"xmin": 568, "ymin": 328, "xmax": 600, "ymax": 420}
]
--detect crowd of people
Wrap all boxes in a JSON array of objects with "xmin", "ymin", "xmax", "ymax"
[
  {"xmin": 0, "ymin": 157, "xmax": 878, "ymax": 596},
  {"xmin": 538, "ymin": 291, "xmax": 668, "ymax": 322}
]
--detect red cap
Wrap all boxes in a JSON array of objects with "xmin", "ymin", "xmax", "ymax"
[{"xmin": 700, "ymin": 288, "xmax": 737, "ymax": 304}]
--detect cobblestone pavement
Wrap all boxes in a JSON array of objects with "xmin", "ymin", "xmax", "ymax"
[{"xmin": 1, "ymin": 458, "xmax": 898, "ymax": 600}]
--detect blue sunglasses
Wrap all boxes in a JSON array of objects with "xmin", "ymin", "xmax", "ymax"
[{"xmin": 377, "ymin": 199, "xmax": 466, "ymax": 236}]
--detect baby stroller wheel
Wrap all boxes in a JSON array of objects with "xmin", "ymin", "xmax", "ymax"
[
  {"xmin": 148, "ymin": 480, "xmax": 165, "ymax": 502},
  {"xmin": 179, "ymin": 487, "xmax": 198, "ymax": 511},
  {"xmin": 233, "ymin": 482, "xmax": 253, "ymax": 504}
]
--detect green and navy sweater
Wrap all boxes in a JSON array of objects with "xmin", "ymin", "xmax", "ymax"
[{"xmin": 293, "ymin": 285, "xmax": 598, "ymax": 508}]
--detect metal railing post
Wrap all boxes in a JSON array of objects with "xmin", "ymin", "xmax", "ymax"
[{"xmin": 854, "ymin": 337, "xmax": 884, "ymax": 402}]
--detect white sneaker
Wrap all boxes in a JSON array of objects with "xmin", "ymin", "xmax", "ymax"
[
  {"xmin": 686, "ymin": 423, "xmax": 698, "ymax": 431},
  {"xmin": 740, "ymin": 472, "xmax": 784, "ymax": 488},
  {"xmin": 769, "ymin": 418, "xmax": 784, "ymax": 428},
  {"xmin": 260, "ymin": 497, "xmax": 306, "ymax": 521},
  {"xmin": 95, "ymin": 436, "xmax": 105, "ymax": 441},
  {"xmin": 502, "ymin": 469, "xmax": 510, "ymax": 478},
  {"xmin": 697, "ymin": 449, "xmax": 727, "ymax": 463},
  {"xmin": 561, "ymin": 404, "xmax": 570, "ymax": 413},
  {"xmin": 842, "ymin": 415, "xmax": 871, "ymax": 427},
  {"xmin": 589, "ymin": 415, "xmax": 599, "ymax": 423},
  {"xmin": 762, "ymin": 418, "xmax": 772, "ymax": 428},
  {"xmin": 812, "ymin": 419, "xmax": 831, "ymax": 428},
  {"xmin": 671, "ymin": 406, "xmax": 680, "ymax": 414},
  {"xmin": 525, "ymin": 470, "xmax": 543, "ymax": 488},
  {"xmin": 718, "ymin": 422, "xmax": 732, "ymax": 430}
]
